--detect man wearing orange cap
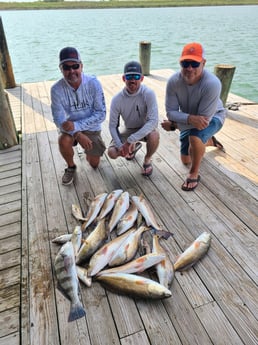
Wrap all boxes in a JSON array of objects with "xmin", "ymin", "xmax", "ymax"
[{"xmin": 162, "ymin": 42, "xmax": 226, "ymax": 191}]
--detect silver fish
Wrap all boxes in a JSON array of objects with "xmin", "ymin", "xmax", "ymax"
[
  {"xmin": 87, "ymin": 229, "xmax": 134, "ymax": 277},
  {"xmin": 174, "ymin": 232, "xmax": 211, "ymax": 271},
  {"xmin": 52, "ymin": 233, "xmax": 72, "ymax": 244},
  {"xmin": 54, "ymin": 241, "xmax": 86, "ymax": 322},
  {"xmin": 71, "ymin": 204, "xmax": 87, "ymax": 222},
  {"xmin": 108, "ymin": 191, "xmax": 130, "ymax": 232},
  {"xmin": 152, "ymin": 235, "xmax": 174, "ymax": 288},
  {"xmin": 97, "ymin": 189, "xmax": 123, "ymax": 220},
  {"xmin": 116, "ymin": 201, "xmax": 138, "ymax": 235},
  {"xmin": 131, "ymin": 195, "xmax": 162, "ymax": 230},
  {"xmin": 76, "ymin": 218, "xmax": 108, "ymax": 265},
  {"xmin": 108, "ymin": 225, "xmax": 150, "ymax": 267},
  {"xmin": 96, "ymin": 272, "xmax": 172, "ymax": 299},
  {"xmin": 98, "ymin": 253, "xmax": 166, "ymax": 276},
  {"xmin": 76, "ymin": 266, "xmax": 92, "ymax": 287},
  {"xmin": 82, "ymin": 192, "xmax": 108, "ymax": 231},
  {"xmin": 71, "ymin": 225, "xmax": 82, "ymax": 257}
]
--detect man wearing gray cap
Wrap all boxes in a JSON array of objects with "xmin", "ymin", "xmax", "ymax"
[
  {"xmin": 108, "ymin": 61, "xmax": 159, "ymax": 176},
  {"xmin": 51, "ymin": 47, "xmax": 106, "ymax": 185}
]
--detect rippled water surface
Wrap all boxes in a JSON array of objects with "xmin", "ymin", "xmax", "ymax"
[{"xmin": 2, "ymin": 6, "xmax": 258, "ymax": 101}]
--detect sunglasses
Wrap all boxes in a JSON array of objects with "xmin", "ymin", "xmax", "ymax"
[
  {"xmin": 180, "ymin": 61, "xmax": 201, "ymax": 68},
  {"xmin": 62, "ymin": 63, "xmax": 80, "ymax": 71},
  {"xmin": 125, "ymin": 74, "xmax": 142, "ymax": 81}
]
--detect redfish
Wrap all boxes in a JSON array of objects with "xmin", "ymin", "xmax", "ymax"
[
  {"xmin": 98, "ymin": 253, "xmax": 166, "ymax": 276},
  {"xmin": 76, "ymin": 218, "xmax": 107, "ymax": 265},
  {"xmin": 87, "ymin": 229, "xmax": 134, "ymax": 276},
  {"xmin": 97, "ymin": 189, "xmax": 123, "ymax": 220},
  {"xmin": 82, "ymin": 192, "xmax": 108, "ymax": 231},
  {"xmin": 96, "ymin": 273, "xmax": 172, "ymax": 299},
  {"xmin": 108, "ymin": 191, "xmax": 130, "ymax": 232},
  {"xmin": 152, "ymin": 235, "xmax": 174, "ymax": 288},
  {"xmin": 131, "ymin": 195, "xmax": 162, "ymax": 230},
  {"xmin": 108, "ymin": 225, "xmax": 149, "ymax": 267},
  {"xmin": 174, "ymin": 232, "xmax": 211, "ymax": 271},
  {"xmin": 116, "ymin": 201, "xmax": 138, "ymax": 235}
]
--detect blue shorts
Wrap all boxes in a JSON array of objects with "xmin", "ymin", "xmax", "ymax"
[{"xmin": 180, "ymin": 117, "xmax": 223, "ymax": 156}]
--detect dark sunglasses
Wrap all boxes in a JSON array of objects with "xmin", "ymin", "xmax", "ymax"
[
  {"xmin": 180, "ymin": 60, "xmax": 201, "ymax": 68},
  {"xmin": 62, "ymin": 63, "xmax": 80, "ymax": 71},
  {"xmin": 125, "ymin": 74, "xmax": 141, "ymax": 81}
]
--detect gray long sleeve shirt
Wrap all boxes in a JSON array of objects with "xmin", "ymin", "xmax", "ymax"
[
  {"xmin": 109, "ymin": 84, "xmax": 159, "ymax": 148},
  {"xmin": 165, "ymin": 70, "xmax": 226, "ymax": 131},
  {"xmin": 51, "ymin": 73, "xmax": 106, "ymax": 135}
]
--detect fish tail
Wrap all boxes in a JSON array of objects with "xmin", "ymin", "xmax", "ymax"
[{"xmin": 68, "ymin": 302, "xmax": 86, "ymax": 322}]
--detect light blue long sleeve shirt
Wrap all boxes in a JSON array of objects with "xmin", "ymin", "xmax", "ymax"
[{"xmin": 51, "ymin": 73, "xmax": 106, "ymax": 135}]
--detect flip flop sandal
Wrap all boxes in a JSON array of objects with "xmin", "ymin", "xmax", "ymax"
[
  {"xmin": 126, "ymin": 142, "xmax": 142, "ymax": 160},
  {"xmin": 181, "ymin": 175, "xmax": 201, "ymax": 191},
  {"xmin": 212, "ymin": 136, "xmax": 225, "ymax": 152},
  {"xmin": 141, "ymin": 163, "xmax": 153, "ymax": 177}
]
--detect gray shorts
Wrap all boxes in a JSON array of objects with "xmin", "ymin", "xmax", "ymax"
[
  {"xmin": 109, "ymin": 128, "xmax": 158, "ymax": 148},
  {"xmin": 74, "ymin": 131, "xmax": 106, "ymax": 156}
]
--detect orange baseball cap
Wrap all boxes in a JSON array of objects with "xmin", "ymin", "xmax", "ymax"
[{"xmin": 179, "ymin": 42, "xmax": 205, "ymax": 62}]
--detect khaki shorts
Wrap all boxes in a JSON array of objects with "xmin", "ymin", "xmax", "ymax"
[{"xmin": 74, "ymin": 130, "xmax": 106, "ymax": 156}]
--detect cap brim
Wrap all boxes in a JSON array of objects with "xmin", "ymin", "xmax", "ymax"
[
  {"xmin": 124, "ymin": 72, "xmax": 142, "ymax": 75},
  {"xmin": 179, "ymin": 55, "xmax": 202, "ymax": 62},
  {"xmin": 59, "ymin": 58, "xmax": 81, "ymax": 65}
]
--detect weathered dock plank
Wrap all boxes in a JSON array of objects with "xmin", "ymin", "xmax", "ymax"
[{"xmin": 1, "ymin": 69, "xmax": 257, "ymax": 345}]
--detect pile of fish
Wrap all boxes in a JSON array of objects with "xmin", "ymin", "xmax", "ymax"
[{"xmin": 52, "ymin": 189, "xmax": 211, "ymax": 322}]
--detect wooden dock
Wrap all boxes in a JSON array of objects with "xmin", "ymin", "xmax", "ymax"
[{"xmin": 1, "ymin": 69, "xmax": 258, "ymax": 345}]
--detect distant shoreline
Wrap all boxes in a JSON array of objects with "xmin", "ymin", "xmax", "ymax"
[{"xmin": 1, "ymin": 0, "xmax": 258, "ymax": 11}]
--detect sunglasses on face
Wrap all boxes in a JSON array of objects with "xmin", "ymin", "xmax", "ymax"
[
  {"xmin": 125, "ymin": 74, "xmax": 142, "ymax": 81},
  {"xmin": 62, "ymin": 63, "xmax": 80, "ymax": 71},
  {"xmin": 180, "ymin": 60, "xmax": 201, "ymax": 68}
]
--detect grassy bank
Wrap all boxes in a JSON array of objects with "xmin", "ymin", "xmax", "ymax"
[{"xmin": 1, "ymin": 0, "xmax": 258, "ymax": 11}]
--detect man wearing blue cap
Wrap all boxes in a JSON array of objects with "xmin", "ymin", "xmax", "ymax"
[
  {"xmin": 51, "ymin": 47, "xmax": 106, "ymax": 185},
  {"xmin": 108, "ymin": 61, "xmax": 159, "ymax": 176}
]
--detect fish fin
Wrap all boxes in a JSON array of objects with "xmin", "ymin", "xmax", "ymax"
[
  {"xmin": 68, "ymin": 302, "xmax": 86, "ymax": 322},
  {"xmin": 151, "ymin": 229, "xmax": 173, "ymax": 240}
]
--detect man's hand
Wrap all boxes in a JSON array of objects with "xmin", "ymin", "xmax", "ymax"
[
  {"xmin": 75, "ymin": 132, "xmax": 93, "ymax": 151},
  {"xmin": 62, "ymin": 120, "xmax": 74, "ymax": 131},
  {"xmin": 188, "ymin": 115, "xmax": 209, "ymax": 130},
  {"xmin": 120, "ymin": 142, "xmax": 134, "ymax": 158},
  {"xmin": 161, "ymin": 120, "xmax": 177, "ymax": 131}
]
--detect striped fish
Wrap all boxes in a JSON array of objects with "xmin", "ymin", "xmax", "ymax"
[{"xmin": 54, "ymin": 241, "xmax": 86, "ymax": 322}]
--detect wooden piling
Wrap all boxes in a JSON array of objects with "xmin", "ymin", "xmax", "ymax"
[
  {"xmin": 0, "ymin": 77, "xmax": 18, "ymax": 149},
  {"xmin": 214, "ymin": 64, "xmax": 236, "ymax": 106},
  {"xmin": 0, "ymin": 16, "xmax": 16, "ymax": 88},
  {"xmin": 139, "ymin": 41, "xmax": 151, "ymax": 76}
]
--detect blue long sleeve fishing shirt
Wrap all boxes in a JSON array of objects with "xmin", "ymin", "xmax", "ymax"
[{"xmin": 51, "ymin": 73, "xmax": 106, "ymax": 135}]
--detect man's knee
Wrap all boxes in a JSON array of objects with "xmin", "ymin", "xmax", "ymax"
[{"xmin": 107, "ymin": 147, "xmax": 119, "ymax": 159}]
